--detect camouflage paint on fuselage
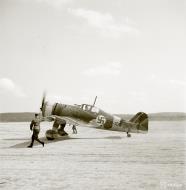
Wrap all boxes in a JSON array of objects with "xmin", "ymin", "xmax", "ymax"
[
  {"xmin": 51, "ymin": 103, "xmax": 114, "ymax": 129},
  {"xmin": 42, "ymin": 101, "xmax": 148, "ymax": 134}
]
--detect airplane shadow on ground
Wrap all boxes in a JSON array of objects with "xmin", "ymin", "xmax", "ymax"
[{"xmin": 6, "ymin": 136, "xmax": 122, "ymax": 148}]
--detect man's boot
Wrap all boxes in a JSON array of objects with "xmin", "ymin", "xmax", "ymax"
[
  {"xmin": 42, "ymin": 142, "xmax": 44, "ymax": 147},
  {"xmin": 27, "ymin": 144, "xmax": 33, "ymax": 148}
]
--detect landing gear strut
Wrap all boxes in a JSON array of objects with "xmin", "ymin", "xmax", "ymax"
[{"xmin": 46, "ymin": 118, "xmax": 68, "ymax": 140}]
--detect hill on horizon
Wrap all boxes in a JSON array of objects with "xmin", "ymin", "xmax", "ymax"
[
  {"xmin": 117, "ymin": 112, "xmax": 186, "ymax": 121},
  {"xmin": 0, "ymin": 112, "xmax": 186, "ymax": 122},
  {"xmin": 0, "ymin": 112, "xmax": 35, "ymax": 122}
]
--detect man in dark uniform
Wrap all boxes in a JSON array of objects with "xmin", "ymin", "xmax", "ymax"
[
  {"xmin": 72, "ymin": 124, "xmax": 77, "ymax": 134},
  {"xmin": 27, "ymin": 113, "xmax": 44, "ymax": 148}
]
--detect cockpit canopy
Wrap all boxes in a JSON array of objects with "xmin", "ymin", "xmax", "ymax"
[{"xmin": 80, "ymin": 104, "xmax": 100, "ymax": 113}]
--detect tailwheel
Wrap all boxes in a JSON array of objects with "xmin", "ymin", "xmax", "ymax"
[{"xmin": 127, "ymin": 132, "xmax": 131, "ymax": 138}]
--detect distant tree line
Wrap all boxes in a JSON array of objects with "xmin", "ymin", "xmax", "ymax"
[{"xmin": 0, "ymin": 112, "xmax": 186, "ymax": 122}]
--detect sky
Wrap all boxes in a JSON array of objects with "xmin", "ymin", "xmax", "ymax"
[{"xmin": 0, "ymin": 0, "xmax": 185, "ymax": 114}]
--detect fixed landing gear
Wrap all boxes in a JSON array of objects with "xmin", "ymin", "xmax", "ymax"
[
  {"xmin": 45, "ymin": 129, "xmax": 68, "ymax": 140},
  {"xmin": 46, "ymin": 118, "xmax": 68, "ymax": 140},
  {"xmin": 127, "ymin": 132, "xmax": 131, "ymax": 137}
]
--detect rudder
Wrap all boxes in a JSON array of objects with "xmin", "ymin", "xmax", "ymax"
[{"xmin": 130, "ymin": 112, "xmax": 148, "ymax": 132}]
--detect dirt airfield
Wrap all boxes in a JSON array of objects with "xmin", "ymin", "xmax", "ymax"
[{"xmin": 0, "ymin": 121, "xmax": 185, "ymax": 190}]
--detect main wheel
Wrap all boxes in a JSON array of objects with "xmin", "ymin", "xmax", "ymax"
[{"xmin": 45, "ymin": 129, "xmax": 58, "ymax": 140}]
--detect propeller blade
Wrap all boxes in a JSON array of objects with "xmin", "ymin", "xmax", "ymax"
[{"xmin": 40, "ymin": 91, "xmax": 46, "ymax": 113}]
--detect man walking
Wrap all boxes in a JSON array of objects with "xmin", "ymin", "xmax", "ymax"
[
  {"xmin": 27, "ymin": 113, "xmax": 44, "ymax": 148},
  {"xmin": 72, "ymin": 124, "xmax": 77, "ymax": 134}
]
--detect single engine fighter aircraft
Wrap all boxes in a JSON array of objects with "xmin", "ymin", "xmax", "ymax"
[{"xmin": 40, "ymin": 94, "xmax": 148, "ymax": 140}]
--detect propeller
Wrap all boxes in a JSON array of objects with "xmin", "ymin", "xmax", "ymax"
[{"xmin": 40, "ymin": 91, "xmax": 46, "ymax": 116}]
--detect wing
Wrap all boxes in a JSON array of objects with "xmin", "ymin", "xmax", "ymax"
[{"xmin": 44, "ymin": 115, "xmax": 93, "ymax": 127}]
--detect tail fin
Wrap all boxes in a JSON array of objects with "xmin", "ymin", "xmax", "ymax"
[{"xmin": 130, "ymin": 112, "xmax": 148, "ymax": 132}]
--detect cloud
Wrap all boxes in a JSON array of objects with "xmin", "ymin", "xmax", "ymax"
[
  {"xmin": 0, "ymin": 78, "xmax": 26, "ymax": 98},
  {"xmin": 29, "ymin": 0, "xmax": 72, "ymax": 9},
  {"xmin": 169, "ymin": 79, "xmax": 186, "ymax": 86},
  {"xmin": 81, "ymin": 89, "xmax": 105, "ymax": 96},
  {"xmin": 83, "ymin": 62, "xmax": 122, "ymax": 77},
  {"xmin": 47, "ymin": 94, "xmax": 73, "ymax": 104},
  {"xmin": 47, "ymin": 93, "xmax": 93, "ymax": 105},
  {"xmin": 150, "ymin": 75, "xmax": 186, "ymax": 88},
  {"xmin": 68, "ymin": 8, "xmax": 138, "ymax": 38},
  {"xmin": 128, "ymin": 91, "xmax": 147, "ymax": 102}
]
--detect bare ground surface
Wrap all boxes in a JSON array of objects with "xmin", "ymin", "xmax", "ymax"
[{"xmin": 0, "ymin": 121, "xmax": 185, "ymax": 190}]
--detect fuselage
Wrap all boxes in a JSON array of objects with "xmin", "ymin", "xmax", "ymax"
[
  {"xmin": 42, "ymin": 102, "xmax": 148, "ymax": 133},
  {"xmin": 43, "ymin": 102, "xmax": 118, "ymax": 129}
]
